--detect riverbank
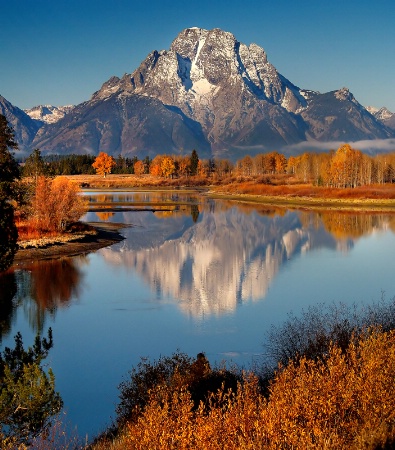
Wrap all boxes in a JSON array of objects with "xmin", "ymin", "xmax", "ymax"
[
  {"xmin": 208, "ymin": 191, "xmax": 395, "ymax": 211},
  {"xmin": 13, "ymin": 222, "xmax": 126, "ymax": 266},
  {"xmin": 60, "ymin": 174, "xmax": 395, "ymax": 210},
  {"xmin": 209, "ymin": 181, "xmax": 395, "ymax": 211}
]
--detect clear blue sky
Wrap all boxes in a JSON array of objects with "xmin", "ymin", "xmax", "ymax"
[{"xmin": 1, "ymin": 0, "xmax": 394, "ymax": 111}]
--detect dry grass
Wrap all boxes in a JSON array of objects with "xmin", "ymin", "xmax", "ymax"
[
  {"xmin": 214, "ymin": 179, "xmax": 395, "ymax": 200},
  {"xmin": 15, "ymin": 215, "xmax": 61, "ymax": 242},
  {"xmin": 60, "ymin": 174, "xmax": 211, "ymax": 189},
  {"xmin": 15, "ymin": 215, "xmax": 96, "ymax": 248},
  {"xmin": 58, "ymin": 174, "xmax": 395, "ymax": 203}
]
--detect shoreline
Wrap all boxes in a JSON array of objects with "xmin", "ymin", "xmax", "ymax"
[
  {"xmin": 13, "ymin": 222, "xmax": 126, "ymax": 266},
  {"xmin": 11, "ymin": 185, "xmax": 395, "ymax": 266},
  {"xmin": 208, "ymin": 191, "xmax": 395, "ymax": 212}
]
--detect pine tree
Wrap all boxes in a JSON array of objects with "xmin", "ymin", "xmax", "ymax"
[
  {"xmin": 0, "ymin": 114, "xmax": 20, "ymax": 201},
  {"xmin": 22, "ymin": 148, "xmax": 48, "ymax": 182},
  {"xmin": 0, "ymin": 329, "xmax": 63, "ymax": 445},
  {"xmin": 190, "ymin": 149, "xmax": 199, "ymax": 176}
]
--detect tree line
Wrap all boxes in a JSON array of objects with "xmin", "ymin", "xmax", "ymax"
[{"xmin": 22, "ymin": 145, "xmax": 395, "ymax": 187}]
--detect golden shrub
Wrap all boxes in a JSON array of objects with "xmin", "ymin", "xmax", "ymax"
[{"xmin": 92, "ymin": 330, "xmax": 395, "ymax": 450}]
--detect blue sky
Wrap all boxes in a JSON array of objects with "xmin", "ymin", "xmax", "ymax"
[{"xmin": 1, "ymin": 0, "xmax": 394, "ymax": 111}]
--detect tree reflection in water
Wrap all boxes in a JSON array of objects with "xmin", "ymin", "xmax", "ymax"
[
  {"xmin": 0, "ymin": 200, "xmax": 18, "ymax": 272},
  {"xmin": 0, "ymin": 257, "xmax": 85, "ymax": 339},
  {"xmin": 318, "ymin": 211, "xmax": 395, "ymax": 239},
  {"xmin": 0, "ymin": 271, "xmax": 18, "ymax": 344}
]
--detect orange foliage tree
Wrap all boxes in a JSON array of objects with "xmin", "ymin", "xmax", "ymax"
[
  {"xmin": 92, "ymin": 152, "xmax": 116, "ymax": 178},
  {"xmin": 133, "ymin": 160, "xmax": 145, "ymax": 176},
  {"xmin": 150, "ymin": 155, "xmax": 164, "ymax": 177},
  {"xmin": 31, "ymin": 177, "xmax": 88, "ymax": 232}
]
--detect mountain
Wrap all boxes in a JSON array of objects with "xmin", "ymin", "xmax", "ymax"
[
  {"xmin": 366, "ymin": 106, "xmax": 395, "ymax": 131},
  {"xmin": 299, "ymin": 88, "xmax": 392, "ymax": 141},
  {"xmin": 0, "ymin": 95, "xmax": 42, "ymax": 152},
  {"xmin": 32, "ymin": 94, "xmax": 212, "ymax": 158},
  {"xmin": 24, "ymin": 104, "xmax": 74, "ymax": 124},
  {"xmin": 6, "ymin": 27, "xmax": 395, "ymax": 158}
]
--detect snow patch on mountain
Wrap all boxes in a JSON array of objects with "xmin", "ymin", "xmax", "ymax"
[{"xmin": 24, "ymin": 104, "xmax": 74, "ymax": 124}]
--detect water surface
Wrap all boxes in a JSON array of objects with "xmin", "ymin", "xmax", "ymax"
[{"xmin": 1, "ymin": 191, "xmax": 395, "ymax": 439}]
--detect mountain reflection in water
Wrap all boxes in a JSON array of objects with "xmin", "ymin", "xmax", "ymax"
[
  {"xmin": 95, "ymin": 204, "xmax": 394, "ymax": 319},
  {"xmin": 2, "ymin": 197, "xmax": 395, "ymax": 337}
]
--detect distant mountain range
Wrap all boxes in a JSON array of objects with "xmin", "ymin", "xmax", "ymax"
[{"xmin": 2, "ymin": 27, "xmax": 395, "ymax": 159}]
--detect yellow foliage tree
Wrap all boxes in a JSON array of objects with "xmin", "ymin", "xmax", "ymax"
[
  {"xmin": 161, "ymin": 156, "xmax": 175, "ymax": 178},
  {"xmin": 92, "ymin": 152, "xmax": 116, "ymax": 178},
  {"xmin": 31, "ymin": 177, "xmax": 88, "ymax": 232}
]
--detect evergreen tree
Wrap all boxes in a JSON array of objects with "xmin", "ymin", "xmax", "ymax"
[
  {"xmin": 0, "ymin": 115, "xmax": 20, "ymax": 271},
  {"xmin": 22, "ymin": 148, "xmax": 48, "ymax": 182},
  {"xmin": 190, "ymin": 149, "xmax": 199, "ymax": 176},
  {"xmin": 0, "ymin": 329, "xmax": 63, "ymax": 445},
  {"xmin": 0, "ymin": 114, "xmax": 20, "ymax": 201},
  {"xmin": 143, "ymin": 156, "xmax": 151, "ymax": 174}
]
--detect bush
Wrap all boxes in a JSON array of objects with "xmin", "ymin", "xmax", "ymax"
[
  {"xmin": 31, "ymin": 176, "xmax": 88, "ymax": 232},
  {"xmin": 263, "ymin": 297, "xmax": 395, "ymax": 369},
  {"xmin": 116, "ymin": 352, "xmax": 240, "ymax": 427},
  {"xmin": 93, "ymin": 330, "xmax": 395, "ymax": 450}
]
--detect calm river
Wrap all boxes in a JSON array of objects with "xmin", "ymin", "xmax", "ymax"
[{"xmin": 1, "ymin": 190, "xmax": 395, "ymax": 439}]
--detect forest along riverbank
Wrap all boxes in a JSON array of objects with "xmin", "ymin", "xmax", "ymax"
[{"xmin": 13, "ymin": 222, "xmax": 126, "ymax": 266}]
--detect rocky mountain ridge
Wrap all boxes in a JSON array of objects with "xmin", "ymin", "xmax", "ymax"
[
  {"xmin": 2, "ymin": 27, "xmax": 395, "ymax": 158},
  {"xmin": 366, "ymin": 106, "xmax": 395, "ymax": 131},
  {"xmin": 0, "ymin": 95, "xmax": 41, "ymax": 152}
]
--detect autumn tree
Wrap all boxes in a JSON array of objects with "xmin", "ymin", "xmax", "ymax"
[
  {"xmin": 328, "ymin": 144, "xmax": 363, "ymax": 188},
  {"xmin": 215, "ymin": 158, "xmax": 233, "ymax": 177},
  {"xmin": 238, "ymin": 155, "xmax": 254, "ymax": 176},
  {"xmin": 274, "ymin": 152, "xmax": 287, "ymax": 174},
  {"xmin": 286, "ymin": 155, "xmax": 297, "ymax": 175},
  {"xmin": 161, "ymin": 156, "xmax": 176, "ymax": 178},
  {"xmin": 150, "ymin": 155, "xmax": 164, "ymax": 177},
  {"xmin": 176, "ymin": 156, "xmax": 191, "ymax": 177},
  {"xmin": 31, "ymin": 177, "xmax": 88, "ymax": 232},
  {"xmin": 197, "ymin": 159, "xmax": 209, "ymax": 177},
  {"xmin": 133, "ymin": 160, "xmax": 145, "ymax": 176},
  {"xmin": 92, "ymin": 152, "xmax": 116, "ymax": 178}
]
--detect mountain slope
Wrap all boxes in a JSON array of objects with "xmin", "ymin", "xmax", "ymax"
[
  {"xmin": 0, "ymin": 95, "xmax": 42, "ymax": 152},
  {"xmin": 300, "ymin": 88, "xmax": 392, "ymax": 141},
  {"xmin": 33, "ymin": 92, "xmax": 211, "ymax": 158}
]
